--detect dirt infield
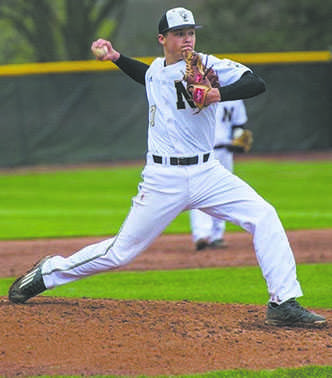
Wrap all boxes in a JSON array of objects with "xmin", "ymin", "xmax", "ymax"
[
  {"xmin": 0, "ymin": 230, "xmax": 332, "ymax": 277},
  {"xmin": 0, "ymin": 230, "xmax": 331, "ymax": 376}
]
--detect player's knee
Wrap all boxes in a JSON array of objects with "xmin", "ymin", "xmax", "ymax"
[
  {"xmin": 108, "ymin": 250, "xmax": 132, "ymax": 267},
  {"xmin": 257, "ymin": 200, "xmax": 280, "ymax": 226},
  {"xmin": 244, "ymin": 199, "xmax": 279, "ymax": 233}
]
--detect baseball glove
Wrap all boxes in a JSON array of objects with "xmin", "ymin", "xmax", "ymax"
[
  {"xmin": 231, "ymin": 128, "xmax": 253, "ymax": 152},
  {"xmin": 183, "ymin": 51, "xmax": 220, "ymax": 111}
]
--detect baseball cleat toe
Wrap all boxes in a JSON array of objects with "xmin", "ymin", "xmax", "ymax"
[
  {"xmin": 8, "ymin": 256, "xmax": 49, "ymax": 304},
  {"xmin": 209, "ymin": 238, "xmax": 228, "ymax": 249}
]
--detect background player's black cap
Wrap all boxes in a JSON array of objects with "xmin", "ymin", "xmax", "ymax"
[{"xmin": 158, "ymin": 7, "xmax": 202, "ymax": 34}]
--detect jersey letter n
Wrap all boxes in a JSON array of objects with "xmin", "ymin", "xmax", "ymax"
[
  {"xmin": 223, "ymin": 107, "xmax": 235, "ymax": 122},
  {"xmin": 175, "ymin": 81, "xmax": 196, "ymax": 110}
]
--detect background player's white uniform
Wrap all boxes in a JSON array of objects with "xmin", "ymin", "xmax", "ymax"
[
  {"xmin": 190, "ymin": 100, "xmax": 248, "ymax": 246},
  {"xmin": 40, "ymin": 54, "xmax": 302, "ymax": 305}
]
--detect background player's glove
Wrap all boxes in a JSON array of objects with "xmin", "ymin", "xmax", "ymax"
[
  {"xmin": 183, "ymin": 51, "xmax": 220, "ymax": 111},
  {"xmin": 231, "ymin": 128, "xmax": 253, "ymax": 153}
]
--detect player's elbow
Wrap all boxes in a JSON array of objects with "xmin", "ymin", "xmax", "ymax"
[
  {"xmin": 255, "ymin": 74, "xmax": 266, "ymax": 95},
  {"xmin": 244, "ymin": 72, "xmax": 266, "ymax": 96}
]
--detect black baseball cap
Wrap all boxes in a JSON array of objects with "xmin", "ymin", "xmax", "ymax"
[{"xmin": 158, "ymin": 7, "xmax": 202, "ymax": 34}]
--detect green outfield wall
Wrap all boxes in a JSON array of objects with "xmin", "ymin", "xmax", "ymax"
[{"xmin": 0, "ymin": 51, "xmax": 331, "ymax": 168}]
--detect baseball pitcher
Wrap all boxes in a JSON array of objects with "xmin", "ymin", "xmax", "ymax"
[{"xmin": 9, "ymin": 7, "xmax": 326, "ymax": 327}]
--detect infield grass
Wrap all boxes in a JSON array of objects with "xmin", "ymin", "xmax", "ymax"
[
  {"xmin": 33, "ymin": 365, "xmax": 332, "ymax": 377},
  {"xmin": 191, "ymin": 366, "xmax": 332, "ymax": 377},
  {"xmin": 1, "ymin": 264, "xmax": 331, "ymax": 308},
  {"xmin": 0, "ymin": 160, "xmax": 331, "ymax": 239}
]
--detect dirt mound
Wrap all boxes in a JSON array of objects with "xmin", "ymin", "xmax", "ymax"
[
  {"xmin": 0, "ymin": 229, "xmax": 331, "ymax": 375},
  {"xmin": 1, "ymin": 297, "xmax": 331, "ymax": 376}
]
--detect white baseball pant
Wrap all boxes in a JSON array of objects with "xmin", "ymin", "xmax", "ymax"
[
  {"xmin": 42, "ymin": 153, "xmax": 303, "ymax": 304},
  {"xmin": 190, "ymin": 148, "xmax": 233, "ymax": 242}
]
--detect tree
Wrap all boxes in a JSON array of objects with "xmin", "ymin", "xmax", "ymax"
[
  {"xmin": 196, "ymin": 0, "xmax": 332, "ymax": 53},
  {"xmin": 0, "ymin": 0, "xmax": 127, "ymax": 63}
]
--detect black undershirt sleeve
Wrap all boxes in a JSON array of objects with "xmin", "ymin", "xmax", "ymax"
[
  {"xmin": 218, "ymin": 71, "xmax": 266, "ymax": 101},
  {"xmin": 113, "ymin": 54, "xmax": 149, "ymax": 85}
]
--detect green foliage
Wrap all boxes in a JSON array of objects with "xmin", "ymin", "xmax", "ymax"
[
  {"xmin": 0, "ymin": 0, "xmax": 331, "ymax": 63},
  {"xmin": 0, "ymin": 160, "xmax": 331, "ymax": 239},
  {"xmin": 0, "ymin": 0, "xmax": 127, "ymax": 63},
  {"xmin": 197, "ymin": 0, "xmax": 332, "ymax": 53},
  {"xmin": 0, "ymin": 19, "xmax": 35, "ymax": 64},
  {"xmin": 3, "ymin": 264, "xmax": 330, "ymax": 308}
]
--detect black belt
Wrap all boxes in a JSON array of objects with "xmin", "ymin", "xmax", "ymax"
[
  {"xmin": 152, "ymin": 153, "xmax": 210, "ymax": 166},
  {"xmin": 214, "ymin": 144, "xmax": 228, "ymax": 149}
]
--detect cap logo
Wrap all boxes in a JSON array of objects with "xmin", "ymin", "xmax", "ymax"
[{"xmin": 179, "ymin": 10, "xmax": 189, "ymax": 22}]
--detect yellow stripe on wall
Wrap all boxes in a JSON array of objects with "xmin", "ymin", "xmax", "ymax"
[
  {"xmin": 0, "ymin": 60, "xmax": 117, "ymax": 76},
  {"xmin": 216, "ymin": 50, "xmax": 332, "ymax": 64},
  {"xmin": 0, "ymin": 51, "xmax": 331, "ymax": 76}
]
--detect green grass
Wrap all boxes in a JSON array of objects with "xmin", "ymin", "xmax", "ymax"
[
  {"xmin": 0, "ymin": 160, "xmax": 331, "ymax": 239},
  {"xmin": 29, "ymin": 365, "xmax": 332, "ymax": 377},
  {"xmin": 190, "ymin": 366, "xmax": 332, "ymax": 377},
  {"xmin": 234, "ymin": 160, "xmax": 332, "ymax": 230},
  {"xmin": 2, "ymin": 264, "xmax": 331, "ymax": 308}
]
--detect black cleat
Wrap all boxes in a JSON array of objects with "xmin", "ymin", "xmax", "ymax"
[
  {"xmin": 195, "ymin": 238, "xmax": 209, "ymax": 251},
  {"xmin": 265, "ymin": 298, "xmax": 326, "ymax": 327},
  {"xmin": 209, "ymin": 238, "xmax": 228, "ymax": 249},
  {"xmin": 8, "ymin": 257, "xmax": 49, "ymax": 304}
]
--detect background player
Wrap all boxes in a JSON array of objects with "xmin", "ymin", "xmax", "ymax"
[
  {"xmin": 8, "ymin": 7, "xmax": 326, "ymax": 327},
  {"xmin": 191, "ymin": 99, "xmax": 250, "ymax": 250}
]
